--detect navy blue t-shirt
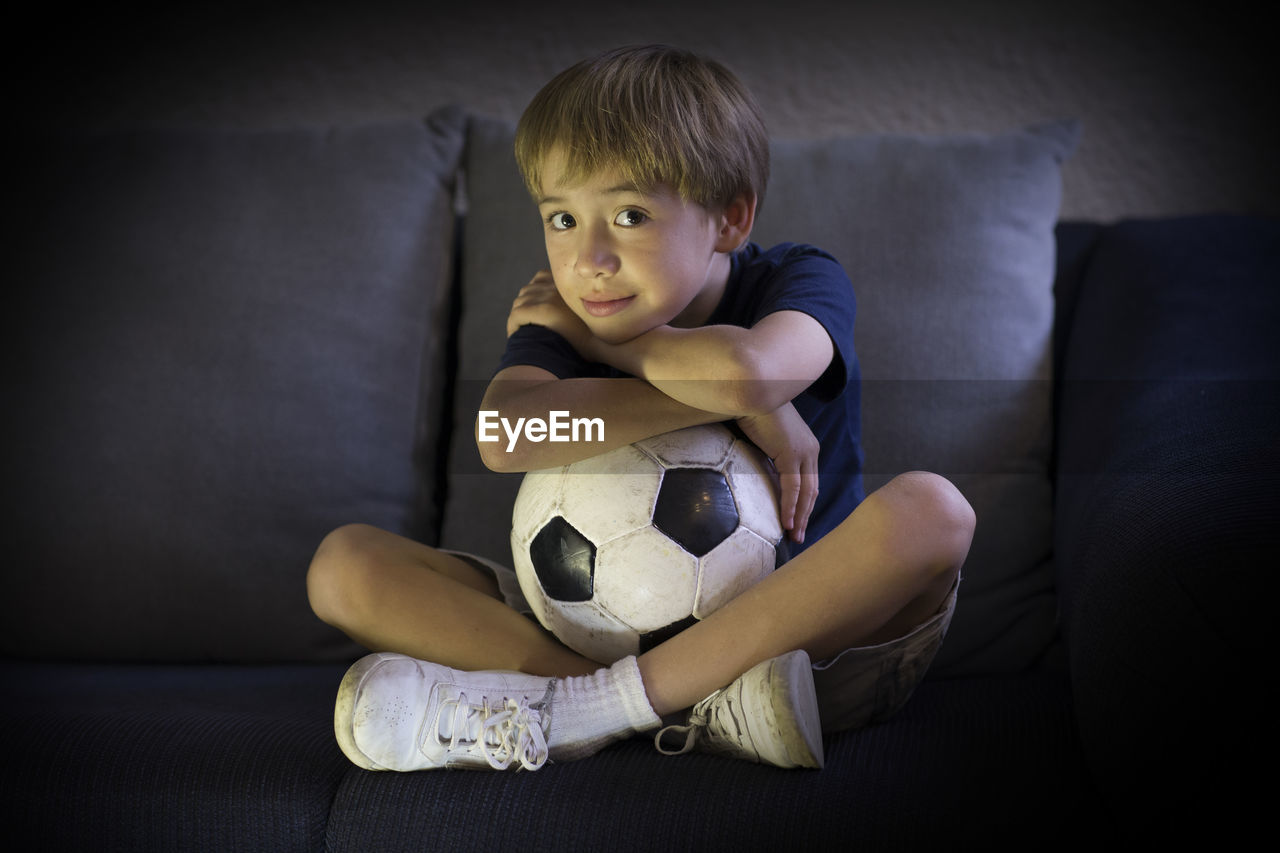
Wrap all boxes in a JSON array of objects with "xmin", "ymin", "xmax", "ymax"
[{"xmin": 497, "ymin": 241, "xmax": 864, "ymax": 553}]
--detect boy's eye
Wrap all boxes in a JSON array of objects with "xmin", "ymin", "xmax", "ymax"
[
  {"xmin": 614, "ymin": 209, "xmax": 647, "ymax": 227},
  {"xmin": 548, "ymin": 212, "xmax": 575, "ymax": 230}
]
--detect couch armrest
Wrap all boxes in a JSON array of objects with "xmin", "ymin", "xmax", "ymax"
[{"xmin": 1053, "ymin": 216, "xmax": 1279, "ymax": 840}]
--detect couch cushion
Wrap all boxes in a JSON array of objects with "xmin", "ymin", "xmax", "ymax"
[
  {"xmin": 439, "ymin": 115, "xmax": 551, "ymax": 564},
  {"xmin": 763, "ymin": 124, "xmax": 1077, "ymax": 676},
  {"xmin": 1054, "ymin": 215, "xmax": 1279, "ymax": 837},
  {"xmin": 5, "ymin": 112, "xmax": 465, "ymax": 662},
  {"xmin": 324, "ymin": 670, "xmax": 1102, "ymax": 850},
  {"xmin": 445, "ymin": 116, "xmax": 1075, "ymax": 676},
  {"xmin": 0, "ymin": 662, "xmax": 351, "ymax": 852}
]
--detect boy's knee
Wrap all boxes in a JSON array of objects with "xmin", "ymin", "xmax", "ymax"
[
  {"xmin": 893, "ymin": 471, "xmax": 975, "ymax": 532},
  {"xmin": 307, "ymin": 523, "xmax": 381, "ymax": 626},
  {"xmin": 881, "ymin": 471, "xmax": 975, "ymax": 577}
]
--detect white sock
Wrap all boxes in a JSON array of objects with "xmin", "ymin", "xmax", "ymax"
[{"xmin": 546, "ymin": 656, "xmax": 661, "ymax": 761}]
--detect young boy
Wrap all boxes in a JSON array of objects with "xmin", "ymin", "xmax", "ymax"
[{"xmin": 307, "ymin": 45, "xmax": 974, "ymax": 772}]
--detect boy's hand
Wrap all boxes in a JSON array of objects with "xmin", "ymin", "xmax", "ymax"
[
  {"xmin": 507, "ymin": 271, "xmax": 594, "ymax": 354},
  {"xmin": 735, "ymin": 402, "xmax": 819, "ymax": 545}
]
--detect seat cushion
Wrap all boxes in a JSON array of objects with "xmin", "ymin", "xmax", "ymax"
[
  {"xmin": 324, "ymin": 670, "xmax": 1101, "ymax": 851},
  {"xmin": 0, "ymin": 662, "xmax": 352, "ymax": 853}
]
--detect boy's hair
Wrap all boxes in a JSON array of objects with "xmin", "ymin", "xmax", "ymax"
[{"xmin": 515, "ymin": 45, "xmax": 769, "ymax": 211}]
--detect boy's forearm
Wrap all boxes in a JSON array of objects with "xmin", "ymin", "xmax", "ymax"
[
  {"xmin": 477, "ymin": 375, "xmax": 723, "ymax": 472},
  {"xmin": 586, "ymin": 325, "xmax": 799, "ymax": 416}
]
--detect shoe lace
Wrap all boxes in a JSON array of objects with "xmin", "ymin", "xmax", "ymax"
[
  {"xmin": 435, "ymin": 687, "xmax": 551, "ymax": 771},
  {"xmin": 654, "ymin": 688, "xmax": 730, "ymax": 756}
]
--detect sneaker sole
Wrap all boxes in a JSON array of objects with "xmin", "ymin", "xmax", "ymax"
[
  {"xmin": 767, "ymin": 650, "xmax": 825, "ymax": 769},
  {"xmin": 334, "ymin": 652, "xmax": 405, "ymax": 771}
]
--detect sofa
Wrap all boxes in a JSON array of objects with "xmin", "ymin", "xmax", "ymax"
[{"xmin": 4, "ymin": 106, "xmax": 1275, "ymax": 851}]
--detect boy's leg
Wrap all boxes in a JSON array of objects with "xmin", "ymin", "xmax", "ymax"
[
  {"xmin": 637, "ymin": 471, "xmax": 974, "ymax": 717},
  {"xmin": 311, "ymin": 524, "xmax": 660, "ymax": 770},
  {"xmin": 306, "ymin": 523, "xmax": 600, "ymax": 677},
  {"xmin": 320, "ymin": 471, "xmax": 972, "ymax": 771}
]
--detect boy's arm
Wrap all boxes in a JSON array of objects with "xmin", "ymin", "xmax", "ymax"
[
  {"xmin": 477, "ymin": 364, "xmax": 723, "ymax": 473},
  {"xmin": 585, "ymin": 312, "xmax": 834, "ymax": 417},
  {"xmin": 509, "ymin": 271, "xmax": 835, "ymax": 416},
  {"xmin": 481, "ymin": 364, "xmax": 821, "ymax": 543},
  {"xmin": 494, "ymin": 273, "xmax": 828, "ymax": 541}
]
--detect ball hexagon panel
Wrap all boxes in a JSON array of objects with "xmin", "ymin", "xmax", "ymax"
[
  {"xmin": 641, "ymin": 424, "xmax": 736, "ymax": 469},
  {"xmin": 542, "ymin": 598, "xmax": 636, "ymax": 664},
  {"xmin": 556, "ymin": 445, "xmax": 661, "ymax": 546},
  {"xmin": 723, "ymin": 444, "xmax": 784, "ymax": 543},
  {"xmin": 509, "ymin": 466, "xmax": 566, "ymax": 551},
  {"xmin": 594, "ymin": 528, "xmax": 699, "ymax": 632},
  {"xmin": 694, "ymin": 527, "xmax": 777, "ymax": 618}
]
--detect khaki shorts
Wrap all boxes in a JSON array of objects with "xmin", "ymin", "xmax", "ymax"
[
  {"xmin": 810, "ymin": 576, "xmax": 957, "ymax": 733},
  {"xmin": 445, "ymin": 549, "xmax": 957, "ymax": 735}
]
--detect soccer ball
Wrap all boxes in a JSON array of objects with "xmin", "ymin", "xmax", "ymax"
[{"xmin": 510, "ymin": 423, "xmax": 786, "ymax": 663}]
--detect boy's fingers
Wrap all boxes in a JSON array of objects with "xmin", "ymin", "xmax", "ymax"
[
  {"xmin": 790, "ymin": 462, "xmax": 819, "ymax": 544},
  {"xmin": 795, "ymin": 482, "xmax": 818, "ymax": 544},
  {"xmin": 778, "ymin": 467, "xmax": 802, "ymax": 538}
]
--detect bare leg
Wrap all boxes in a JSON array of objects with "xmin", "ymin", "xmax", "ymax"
[
  {"xmin": 307, "ymin": 523, "xmax": 601, "ymax": 677},
  {"xmin": 312, "ymin": 471, "xmax": 972, "ymax": 717},
  {"xmin": 637, "ymin": 471, "xmax": 975, "ymax": 716}
]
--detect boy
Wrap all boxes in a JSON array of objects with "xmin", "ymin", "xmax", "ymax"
[{"xmin": 307, "ymin": 45, "xmax": 974, "ymax": 772}]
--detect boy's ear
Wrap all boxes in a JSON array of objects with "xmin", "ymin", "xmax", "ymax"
[{"xmin": 714, "ymin": 191, "xmax": 757, "ymax": 252}]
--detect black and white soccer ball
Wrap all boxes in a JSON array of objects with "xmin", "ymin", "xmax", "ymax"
[{"xmin": 510, "ymin": 423, "xmax": 786, "ymax": 663}]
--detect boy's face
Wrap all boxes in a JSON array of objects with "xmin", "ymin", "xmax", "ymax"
[{"xmin": 535, "ymin": 148, "xmax": 732, "ymax": 345}]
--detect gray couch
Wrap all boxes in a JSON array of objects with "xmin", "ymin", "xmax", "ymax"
[{"xmin": 4, "ymin": 106, "xmax": 1274, "ymax": 850}]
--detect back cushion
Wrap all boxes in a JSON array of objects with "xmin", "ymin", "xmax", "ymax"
[
  {"xmin": 439, "ymin": 116, "xmax": 550, "ymax": 566},
  {"xmin": 759, "ymin": 126, "xmax": 1076, "ymax": 676},
  {"xmin": 446, "ymin": 116, "xmax": 1076, "ymax": 676},
  {"xmin": 5, "ymin": 112, "xmax": 465, "ymax": 662}
]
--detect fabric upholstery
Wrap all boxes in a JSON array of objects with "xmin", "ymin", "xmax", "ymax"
[
  {"xmin": 444, "ymin": 116, "xmax": 1077, "ymax": 676},
  {"xmin": 438, "ymin": 114, "xmax": 550, "ymax": 568},
  {"xmin": 5, "ymin": 112, "xmax": 466, "ymax": 662},
  {"xmin": 1054, "ymin": 215, "xmax": 1279, "ymax": 839},
  {"xmin": 0, "ymin": 662, "xmax": 352, "ymax": 853},
  {"xmin": 323, "ymin": 670, "xmax": 1099, "ymax": 851},
  {"xmin": 0, "ymin": 663, "xmax": 1097, "ymax": 850}
]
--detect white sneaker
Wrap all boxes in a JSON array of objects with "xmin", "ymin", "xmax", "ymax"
[
  {"xmin": 654, "ymin": 650, "xmax": 824, "ymax": 769},
  {"xmin": 335, "ymin": 652, "xmax": 555, "ymax": 771}
]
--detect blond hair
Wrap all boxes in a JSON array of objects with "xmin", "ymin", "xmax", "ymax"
[{"xmin": 515, "ymin": 45, "xmax": 769, "ymax": 211}]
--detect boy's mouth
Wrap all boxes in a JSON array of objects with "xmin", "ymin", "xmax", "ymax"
[{"xmin": 581, "ymin": 295, "xmax": 636, "ymax": 317}]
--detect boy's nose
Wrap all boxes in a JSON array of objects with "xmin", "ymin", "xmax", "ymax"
[{"xmin": 573, "ymin": 227, "xmax": 620, "ymax": 279}]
